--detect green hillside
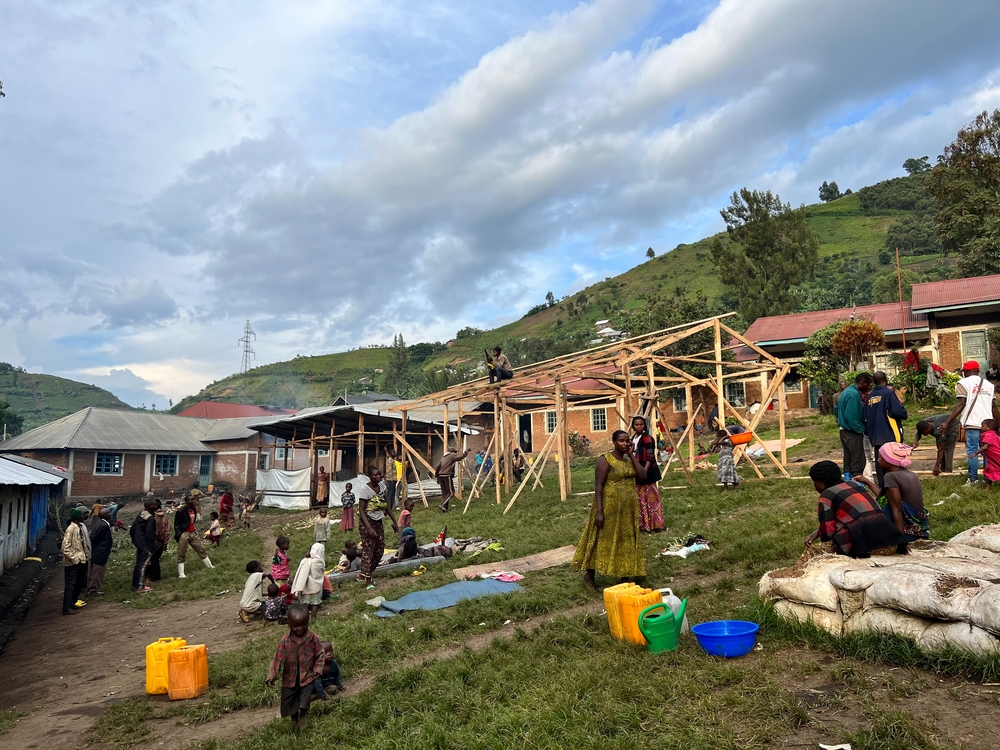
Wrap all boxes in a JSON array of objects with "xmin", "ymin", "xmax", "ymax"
[
  {"xmin": 176, "ymin": 176, "xmax": 954, "ymax": 410},
  {"xmin": 0, "ymin": 365, "xmax": 132, "ymax": 432}
]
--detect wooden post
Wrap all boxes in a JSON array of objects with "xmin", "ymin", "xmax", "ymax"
[
  {"xmin": 561, "ymin": 384, "xmax": 571, "ymax": 495},
  {"xmin": 501, "ymin": 397, "xmax": 513, "ymax": 491},
  {"xmin": 400, "ymin": 410, "xmax": 409, "ymax": 503},
  {"xmin": 309, "ymin": 422, "xmax": 317, "ymax": 506},
  {"xmin": 658, "ymin": 401, "xmax": 694, "ymax": 486},
  {"xmin": 778, "ymin": 378, "xmax": 787, "ymax": 466},
  {"xmin": 493, "ymin": 392, "xmax": 502, "ymax": 505},
  {"xmin": 686, "ymin": 383, "xmax": 695, "ymax": 472},
  {"xmin": 555, "ymin": 379, "xmax": 567, "ymax": 503},
  {"xmin": 623, "ymin": 362, "xmax": 633, "ymax": 422},
  {"xmin": 456, "ymin": 402, "xmax": 464, "ymax": 500},
  {"xmin": 714, "ymin": 319, "xmax": 725, "ymax": 431},
  {"xmin": 355, "ymin": 412, "xmax": 365, "ymax": 474},
  {"xmin": 464, "ymin": 432, "xmax": 496, "ymax": 513}
]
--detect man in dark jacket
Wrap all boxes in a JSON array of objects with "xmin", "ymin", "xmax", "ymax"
[
  {"xmin": 87, "ymin": 508, "xmax": 113, "ymax": 596},
  {"xmin": 130, "ymin": 499, "xmax": 158, "ymax": 593},
  {"xmin": 173, "ymin": 494, "xmax": 214, "ymax": 579},
  {"xmin": 863, "ymin": 371, "xmax": 908, "ymax": 487}
]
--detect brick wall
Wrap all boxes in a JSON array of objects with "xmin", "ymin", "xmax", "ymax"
[
  {"xmin": 68, "ymin": 450, "xmax": 205, "ymax": 500},
  {"xmin": 529, "ymin": 403, "xmax": 623, "ymax": 454},
  {"xmin": 936, "ymin": 331, "xmax": 962, "ymax": 371}
]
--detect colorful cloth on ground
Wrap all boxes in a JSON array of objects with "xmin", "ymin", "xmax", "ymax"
[
  {"xmin": 980, "ymin": 429, "xmax": 1000, "ymax": 482},
  {"xmin": 818, "ymin": 480, "xmax": 906, "ymax": 557},
  {"xmin": 359, "ymin": 517, "xmax": 386, "ymax": 581},
  {"xmin": 267, "ymin": 631, "xmax": 325, "ymax": 688},
  {"xmin": 716, "ymin": 438, "xmax": 740, "ymax": 485},
  {"xmin": 572, "ymin": 451, "xmax": 646, "ymax": 578},
  {"xmin": 637, "ymin": 482, "xmax": 665, "ymax": 532}
]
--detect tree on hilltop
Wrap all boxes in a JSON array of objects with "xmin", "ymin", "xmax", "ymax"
[
  {"xmin": 819, "ymin": 181, "xmax": 843, "ymax": 202},
  {"xmin": 646, "ymin": 247, "xmax": 655, "ymax": 259},
  {"xmin": 902, "ymin": 156, "xmax": 932, "ymax": 174},
  {"xmin": 927, "ymin": 110, "xmax": 1000, "ymax": 277},
  {"xmin": 383, "ymin": 334, "xmax": 412, "ymax": 396},
  {"xmin": 0, "ymin": 400, "xmax": 24, "ymax": 437},
  {"xmin": 710, "ymin": 188, "xmax": 820, "ymax": 322}
]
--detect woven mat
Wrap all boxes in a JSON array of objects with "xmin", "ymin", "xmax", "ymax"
[{"xmin": 453, "ymin": 545, "xmax": 576, "ymax": 580}]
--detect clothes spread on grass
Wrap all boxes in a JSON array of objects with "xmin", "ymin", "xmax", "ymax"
[
  {"xmin": 473, "ymin": 571, "xmax": 525, "ymax": 582},
  {"xmin": 453, "ymin": 537, "xmax": 502, "ymax": 555},
  {"xmin": 658, "ymin": 535, "xmax": 713, "ymax": 558}
]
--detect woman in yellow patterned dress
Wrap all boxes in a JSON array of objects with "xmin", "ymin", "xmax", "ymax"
[{"xmin": 573, "ymin": 430, "xmax": 647, "ymax": 589}]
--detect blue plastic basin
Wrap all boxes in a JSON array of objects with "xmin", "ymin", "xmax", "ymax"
[{"xmin": 690, "ymin": 620, "xmax": 759, "ymax": 658}]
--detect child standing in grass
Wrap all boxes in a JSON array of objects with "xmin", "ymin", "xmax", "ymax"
[
  {"xmin": 711, "ymin": 429, "xmax": 740, "ymax": 490},
  {"xmin": 291, "ymin": 543, "xmax": 326, "ymax": 620},
  {"xmin": 207, "ymin": 512, "xmax": 223, "ymax": 546},
  {"xmin": 973, "ymin": 419, "xmax": 1000, "ymax": 488},
  {"xmin": 314, "ymin": 507, "xmax": 334, "ymax": 545},
  {"xmin": 266, "ymin": 604, "xmax": 325, "ymax": 731},
  {"xmin": 271, "ymin": 537, "xmax": 291, "ymax": 586},
  {"xmin": 340, "ymin": 483, "xmax": 356, "ymax": 531}
]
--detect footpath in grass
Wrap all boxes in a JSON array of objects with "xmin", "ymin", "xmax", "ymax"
[{"xmin": 85, "ymin": 419, "xmax": 1000, "ymax": 749}]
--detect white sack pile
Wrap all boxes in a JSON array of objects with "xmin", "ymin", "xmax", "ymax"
[{"xmin": 758, "ymin": 525, "xmax": 1000, "ymax": 656}]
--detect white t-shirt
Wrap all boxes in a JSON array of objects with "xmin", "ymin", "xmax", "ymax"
[
  {"xmin": 356, "ymin": 480, "xmax": 387, "ymax": 521},
  {"xmin": 956, "ymin": 375, "xmax": 996, "ymax": 428},
  {"xmin": 240, "ymin": 571, "xmax": 266, "ymax": 610}
]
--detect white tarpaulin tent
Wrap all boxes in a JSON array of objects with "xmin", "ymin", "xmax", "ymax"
[
  {"xmin": 257, "ymin": 467, "xmax": 311, "ymax": 510},
  {"xmin": 327, "ymin": 475, "xmax": 443, "ymax": 506}
]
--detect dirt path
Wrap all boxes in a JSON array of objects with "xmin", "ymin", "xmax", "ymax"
[{"xmin": 0, "ymin": 575, "xmax": 252, "ymax": 750}]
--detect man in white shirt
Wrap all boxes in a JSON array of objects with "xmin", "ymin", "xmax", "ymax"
[{"xmin": 942, "ymin": 360, "xmax": 1000, "ymax": 486}]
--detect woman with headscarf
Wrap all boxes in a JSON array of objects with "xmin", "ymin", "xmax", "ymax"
[
  {"xmin": 572, "ymin": 429, "xmax": 647, "ymax": 589},
  {"xmin": 292, "ymin": 542, "xmax": 327, "ymax": 620},
  {"xmin": 630, "ymin": 415, "xmax": 664, "ymax": 532},
  {"xmin": 806, "ymin": 460, "xmax": 907, "ymax": 558},
  {"xmin": 861, "ymin": 443, "xmax": 929, "ymax": 542}
]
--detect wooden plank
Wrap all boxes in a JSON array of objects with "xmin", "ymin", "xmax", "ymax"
[
  {"xmin": 463, "ymin": 431, "xmax": 496, "ymax": 514},
  {"xmin": 452, "ymin": 545, "xmax": 576, "ymax": 580},
  {"xmin": 493, "ymin": 392, "xmax": 502, "ymax": 505}
]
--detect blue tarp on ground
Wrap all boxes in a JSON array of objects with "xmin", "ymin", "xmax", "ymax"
[{"xmin": 375, "ymin": 579, "xmax": 523, "ymax": 617}]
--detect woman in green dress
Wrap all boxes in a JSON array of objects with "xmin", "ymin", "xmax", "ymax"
[{"xmin": 574, "ymin": 430, "xmax": 648, "ymax": 589}]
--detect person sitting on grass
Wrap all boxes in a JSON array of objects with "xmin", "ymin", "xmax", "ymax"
[
  {"xmin": 337, "ymin": 541, "xmax": 362, "ymax": 573},
  {"xmin": 805, "ymin": 460, "xmax": 907, "ymax": 558},
  {"xmin": 240, "ymin": 560, "xmax": 273, "ymax": 622},
  {"xmin": 397, "ymin": 497, "xmax": 414, "ymax": 532},
  {"xmin": 266, "ymin": 604, "xmax": 325, "ymax": 731},
  {"xmin": 207, "ymin": 512, "xmax": 223, "ymax": 546},
  {"xmin": 291, "ymin": 543, "xmax": 326, "ymax": 620},
  {"xmin": 313, "ymin": 641, "xmax": 343, "ymax": 699},
  {"xmin": 264, "ymin": 583, "xmax": 288, "ymax": 624}
]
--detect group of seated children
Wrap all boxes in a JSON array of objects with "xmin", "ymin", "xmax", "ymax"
[
  {"xmin": 239, "ymin": 560, "xmax": 297, "ymax": 623},
  {"xmin": 266, "ymin": 604, "xmax": 344, "ymax": 731}
]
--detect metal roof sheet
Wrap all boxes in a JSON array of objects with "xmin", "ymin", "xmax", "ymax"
[
  {"xmin": 0, "ymin": 453, "xmax": 73, "ymax": 480},
  {"xmin": 201, "ymin": 416, "xmax": 274, "ymax": 442},
  {"xmin": 177, "ymin": 401, "xmax": 296, "ymax": 419},
  {"xmin": 911, "ymin": 273, "xmax": 1000, "ymax": 312},
  {"xmin": 0, "ymin": 456, "xmax": 65, "ymax": 486},
  {"xmin": 741, "ymin": 302, "xmax": 927, "ymax": 347}
]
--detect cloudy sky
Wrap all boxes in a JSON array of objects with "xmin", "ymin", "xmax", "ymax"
[{"xmin": 2, "ymin": 0, "xmax": 1000, "ymax": 407}]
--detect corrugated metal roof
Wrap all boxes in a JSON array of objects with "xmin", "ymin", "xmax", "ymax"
[
  {"xmin": 911, "ymin": 273, "xmax": 1000, "ymax": 312},
  {"xmin": 177, "ymin": 401, "xmax": 296, "ymax": 419},
  {"xmin": 0, "ymin": 456, "xmax": 65, "ymax": 486},
  {"xmin": 0, "ymin": 453, "xmax": 73, "ymax": 480},
  {"xmin": 0, "ymin": 407, "xmax": 214, "ymax": 452},
  {"xmin": 742, "ymin": 302, "xmax": 927, "ymax": 347},
  {"xmin": 201, "ymin": 416, "xmax": 274, "ymax": 442}
]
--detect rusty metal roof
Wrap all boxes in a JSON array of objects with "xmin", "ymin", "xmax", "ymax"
[
  {"xmin": 911, "ymin": 273, "xmax": 1000, "ymax": 313},
  {"xmin": 741, "ymin": 302, "xmax": 928, "ymax": 349}
]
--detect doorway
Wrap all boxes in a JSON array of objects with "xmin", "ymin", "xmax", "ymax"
[
  {"xmin": 518, "ymin": 414, "xmax": 533, "ymax": 453},
  {"xmin": 199, "ymin": 455, "xmax": 213, "ymax": 488}
]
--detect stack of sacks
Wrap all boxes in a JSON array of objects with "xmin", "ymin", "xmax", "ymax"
[{"xmin": 759, "ymin": 525, "xmax": 1000, "ymax": 656}]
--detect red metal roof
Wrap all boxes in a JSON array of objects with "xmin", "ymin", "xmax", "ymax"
[
  {"xmin": 177, "ymin": 401, "xmax": 297, "ymax": 419},
  {"xmin": 741, "ymin": 302, "xmax": 927, "ymax": 348},
  {"xmin": 911, "ymin": 273, "xmax": 1000, "ymax": 312}
]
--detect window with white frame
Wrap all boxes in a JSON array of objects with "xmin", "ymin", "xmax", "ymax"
[
  {"xmin": 259, "ymin": 454, "xmax": 269, "ymax": 471},
  {"xmin": 672, "ymin": 392, "xmax": 687, "ymax": 412},
  {"xmin": 783, "ymin": 379, "xmax": 803, "ymax": 393},
  {"xmin": 95, "ymin": 452, "xmax": 123, "ymax": 475},
  {"xmin": 276, "ymin": 438, "xmax": 287, "ymax": 460},
  {"xmin": 545, "ymin": 411, "xmax": 558, "ymax": 434},
  {"xmin": 317, "ymin": 449, "xmax": 329, "ymax": 457},
  {"xmin": 591, "ymin": 408, "xmax": 608, "ymax": 432},
  {"xmin": 154, "ymin": 454, "xmax": 178, "ymax": 475},
  {"xmin": 724, "ymin": 381, "xmax": 746, "ymax": 408}
]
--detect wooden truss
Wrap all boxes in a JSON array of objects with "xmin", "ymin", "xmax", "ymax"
[{"xmin": 387, "ymin": 313, "xmax": 791, "ymax": 513}]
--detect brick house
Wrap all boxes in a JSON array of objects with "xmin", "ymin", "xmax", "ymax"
[
  {"xmin": 0, "ymin": 408, "xmax": 267, "ymax": 502},
  {"xmin": 727, "ymin": 273, "xmax": 1000, "ymax": 410}
]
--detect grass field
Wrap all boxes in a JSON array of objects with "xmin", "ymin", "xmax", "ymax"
[
  {"xmin": 86, "ymin": 416, "xmax": 1000, "ymax": 750},
  {"xmin": 0, "ymin": 369, "xmax": 131, "ymax": 431}
]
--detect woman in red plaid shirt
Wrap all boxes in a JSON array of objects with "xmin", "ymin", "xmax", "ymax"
[
  {"xmin": 805, "ymin": 461, "xmax": 907, "ymax": 558},
  {"xmin": 266, "ymin": 604, "xmax": 326, "ymax": 730}
]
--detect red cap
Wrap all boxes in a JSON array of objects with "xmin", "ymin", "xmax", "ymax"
[{"xmin": 963, "ymin": 360, "xmax": 981, "ymax": 371}]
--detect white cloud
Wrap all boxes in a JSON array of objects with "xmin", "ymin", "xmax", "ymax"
[{"xmin": 3, "ymin": 0, "xmax": 1000, "ymax": 406}]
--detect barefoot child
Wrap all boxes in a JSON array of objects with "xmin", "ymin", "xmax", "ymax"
[
  {"xmin": 312, "ymin": 641, "xmax": 343, "ymax": 699},
  {"xmin": 973, "ymin": 419, "xmax": 1000, "ymax": 488},
  {"xmin": 711, "ymin": 429, "xmax": 740, "ymax": 490},
  {"xmin": 314, "ymin": 507, "xmax": 334, "ymax": 545},
  {"xmin": 266, "ymin": 604, "xmax": 325, "ymax": 731},
  {"xmin": 271, "ymin": 536, "xmax": 291, "ymax": 586},
  {"xmin": 340, "ymin": 484, "xmax": 356, "ymax": 532}
]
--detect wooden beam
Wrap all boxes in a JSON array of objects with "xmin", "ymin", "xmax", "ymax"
[
  {"xmin": 455, "ymin": 402, "xmax": 464, "ymax": 501},
  {"xmin": 685, "ymin": 383, "xmax": 695, "ymax": 473},
  {"xmin": 493, "ymin": 392, "xmax": 502, "ymax": 506},
  {"xmin": 657, "ymin": 400, "xmax": 694, "ymax": 486},
  {"xmin": 464, "ymin": 431, "xmax": 496, "ymax": 512},
  {"xmin": 503, "ymin": 427, "xmax": 558, "ymax": 514}
]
